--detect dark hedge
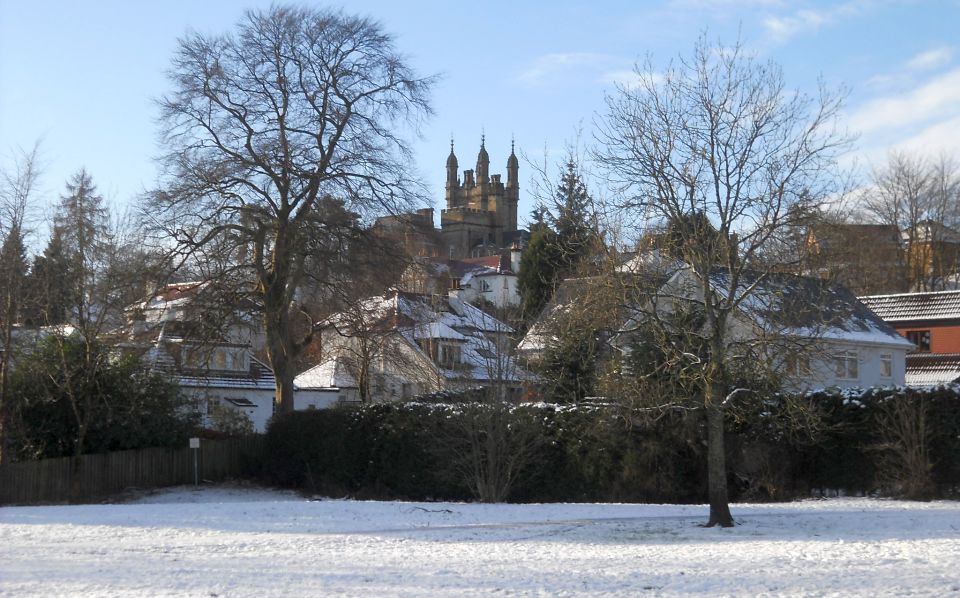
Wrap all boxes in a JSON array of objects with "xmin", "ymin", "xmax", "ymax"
[{"xmin": 263, "ymin": 387, "xmax": 960, "ymax": 503}]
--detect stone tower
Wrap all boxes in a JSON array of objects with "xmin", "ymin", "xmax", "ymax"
[{"xmin": 441, "ymin": 138, "xmax": 520, "ymax": 258}]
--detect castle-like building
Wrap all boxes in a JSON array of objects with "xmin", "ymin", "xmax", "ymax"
[
  {"xmin": 441, "ymin": 138, "xmax": 520, "ymax": 258},
  {"xmin": 373, "ymin": 138, "xmax": 523, "ymax": 260}
]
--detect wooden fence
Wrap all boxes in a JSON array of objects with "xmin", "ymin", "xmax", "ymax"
[{"xmin": 0, "ymin": 436, "xmax": 266, "ymax": 506}]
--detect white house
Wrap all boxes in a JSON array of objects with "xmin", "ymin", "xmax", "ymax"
[
  {"xmin": 124, "ymin": 282, "xmax": 277, "ymax": 432},
  {"xmin": 399, "ymin": 249, "xmax": 522, "ymax": 310},
  {"xmin": 619, "ymin": 267, "xmax": 914, "ymax": 391},
  {"xmin": 519, "ymin": 266, "xmax": 913, "ymax": 392},
  {"xmin": 314, "ymin": 291, "xmax": 532, "ymax": 403},
  {"xmin": 293, "ymin": 358, "xmax": 361, "ymax": 408}
]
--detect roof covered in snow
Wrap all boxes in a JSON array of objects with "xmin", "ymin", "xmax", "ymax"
[
  {"xmin": 294, "ymin": 358, "xmax": 358, "ymax": 390},
  {"xmin": 905, "ymin": 352, "xmax": 960, "ymax": 386},
  {"xmin": 318, "ymin": 291, "xmax": 531, "ymax": 384},
  {"xmin": 177, "ymin": 356, "xmax": 275, "ymax": 391},
  {"xmin": 701, "ymin": 269, "xmax": 913, "ymax": 349},
  {"xmin": 859, "ymin": 290, "xmax": 960, "ymax": 324}
]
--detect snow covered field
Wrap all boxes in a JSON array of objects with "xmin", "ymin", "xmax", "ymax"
[{"xmin": 2, "ymin": 486, "xmax": 959, "ymax": 596}]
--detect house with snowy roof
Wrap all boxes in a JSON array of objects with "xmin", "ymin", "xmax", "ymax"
[
  {"xmin": 398, "ymin": 248, "xmax": 522, "ymax": 310},
  {"xmin": 123, "ymin": 282, "xmax": 277, "ymax": 432},
  {"xmin": 611, "ymin": 267, "xmax": 914, "ymax": 391},
  {"xmin": 648, "ymin": 268, "xmax": 913, "ymax": 391},
  {"xmin": 313, "ymin": 291, "xmax": 532, "ymax": 403},
  {"xmin": 859, "ymin": 289, "xmax": 960, "ymax": 385},
  {"xmin": 293, "ymin": 358, "xmax": 361, "ymax": 407}
]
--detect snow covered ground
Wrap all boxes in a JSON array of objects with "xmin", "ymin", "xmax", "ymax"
[{"xmin": 2, "ymin": 486, "xmax": 959, "ymax": 596}]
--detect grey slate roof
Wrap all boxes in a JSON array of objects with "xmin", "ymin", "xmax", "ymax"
[
  {"xmin": 905, "ymin": 352, "xmax": 960, "ymax": 386},
  {"xmin": 176, "ymin": 356, "xmax": 276, "ymax": 391},
  {"xmin": 704, "ymin": 269, "xmax": 912, "ymax": 347},
  {"xmin": 859, "ymin": 290, "xmax": 960, "ymax": 323}
]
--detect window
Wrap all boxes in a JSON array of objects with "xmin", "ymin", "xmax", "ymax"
[
  {"xmin": 880, "ymin": 353, "xmax": 893, "ymax": 378},
  {"xmin": 905, "ymin": 330, "xmax": 931, "ymax": 352},
  {"xmin": 479, "ymin": 279, "xmax": 491, "ymax": 293},
  {"xmin": 438, "ymin": 343, "xmax": 462, "ymax": 368},
  {"xmin": 834, "ymin": 351, "xmax": 859, "ymax": 380},
  {"xmin": 206, "ymin": 397, "xmax": 220, "ymax": 415},
  {"xmin": 785, "ymin": 353, "xmax": 810, "ymax": 376}
]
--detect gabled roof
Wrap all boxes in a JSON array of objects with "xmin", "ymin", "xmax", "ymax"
[
  {"xmin": 859, "ymin": 290, "xmax": 960, "ymax": 323},
  {"xmin": 295, "ymin": 358, "xmax": 358, "ymax": 390},
  {"xmin": 318, "ymin": 291, "xmax": 530, "ymax": 384},
  {"xmin": 462, "ymin": 253, "xmax": 512, "ymax": 273},
  {"xmin": 673, "ymin": 268, "xmax": 912, "ymax": 348},
  {"xmin": 905, "ymin": 352, "xmax": 960, "ymax": 386}
]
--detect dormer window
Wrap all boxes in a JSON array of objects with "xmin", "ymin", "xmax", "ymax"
[{"xmin": 431, "ymin": 343, "xmax": 461, "ymax": 368}]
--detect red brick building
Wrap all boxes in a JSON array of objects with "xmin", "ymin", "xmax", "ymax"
[{"xmin": 860, "ymin": 290, "xmax": 960, "ymax": 384}]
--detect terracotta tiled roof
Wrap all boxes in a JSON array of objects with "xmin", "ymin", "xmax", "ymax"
[
  {"xmin": 859, "ymin": 290, "xmax": 960, "ymax": 323},
  {"xmin": 905, "ymin": 352, "xmax": 960, "ymax": 386}
]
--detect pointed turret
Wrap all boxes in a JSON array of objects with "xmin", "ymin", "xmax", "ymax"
[
  {"xmin": 476, "ymin": 135, "xmax": 490, "ymax": 184},
  {"xmin": 446, "ymin": 139, "xmax": 459, "ymax": 189},
  {"xmin": 506, "ymin": 138, "xmax": 519, "ymax": 188}
]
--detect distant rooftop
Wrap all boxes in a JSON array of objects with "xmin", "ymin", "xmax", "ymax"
[
  {"xmin": 859, "ymin": 290, "xmax": 960, "ymax": 323},
  {"xmin": 905, "ymin": 352, "xmax": 960, "ymax": 386}
]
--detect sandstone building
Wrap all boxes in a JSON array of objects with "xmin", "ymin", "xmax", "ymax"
[{"xmin": 441, "ymin": 138, "xmax": 521, "ymax": 259}]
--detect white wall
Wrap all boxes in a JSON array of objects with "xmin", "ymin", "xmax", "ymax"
[
  {"xmin": 783, "ymin": 341, "xmax": 907, "ymax": 392},
  {"xmin": 185, "ymin": 387, "xmax": 276, "ymax": 433}
]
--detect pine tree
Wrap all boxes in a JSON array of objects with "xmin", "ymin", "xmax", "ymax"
[
  {"xmin": 518, "ymin": 227, "xmax": 564, "ymax": 321},
  {"xmin": 518, "ymin": 159, "xmax": 599, "ymax": 322},
  {"xmin": 23, "ymin": 227, "xmax": 74, "ymax": 326},
  {"xmin": 53, "ymin": 169, "xmax": 110, "ymax": 332},
  {"xmin": 549, "ymin": 159, "xmax": 597, "ymax": 266},
  {"xmin": 0, "ymin": 224, "xmax": 28, "ymax": 463}
]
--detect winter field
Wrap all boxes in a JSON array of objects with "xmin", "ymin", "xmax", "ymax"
[{"xmin": 2, "ymin": 486, "xmax": 959, "ymax": 597}]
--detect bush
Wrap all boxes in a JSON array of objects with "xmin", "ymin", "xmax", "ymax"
[{"xmin": 9, "ymin": 335, "xmax": 197, "ymax": 460}]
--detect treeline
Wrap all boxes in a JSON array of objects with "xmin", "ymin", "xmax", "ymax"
[{"xmin": 263, "ymin": 386, "xmax": 960, "ymax": 503}]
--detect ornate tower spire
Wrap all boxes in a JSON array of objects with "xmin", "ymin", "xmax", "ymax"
[
  {"xmin": 446, "ymin": 137, "xmax": 458, "ymax": 189},
  {"xmin": 506, "ymin": 136, "xmax": 519, "ymax": 188},
  {"xmin": 476, "ymin": 134, "xmax": 490, "ymax": 184}
]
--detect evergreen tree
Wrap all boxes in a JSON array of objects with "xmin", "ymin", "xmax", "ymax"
[
  {"xmin": 518, "ymin": 159, "xmax": 599, "ymax": 322},
  {"xmin": 0, "ymin": 224, "xmax": 28, "ymax": 463},
  {"xmin": 548, "ymin": 159, "xmax": 597, "ymax": 266},
  {"xmin": 53, "ymin": 169, "xmax": 111, "ymax": 332},
  {"xmin": 23, "ymin": 226, "xmax": 74, "ymax": 325},
  {"xmin": 518, "ymin": 227, "xmax": 564, "ymax": 320}
]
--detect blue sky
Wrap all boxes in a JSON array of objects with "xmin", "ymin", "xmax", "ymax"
[{"xmin": 2, "ymin": 0, "xmax": 958, "ymax": 234}]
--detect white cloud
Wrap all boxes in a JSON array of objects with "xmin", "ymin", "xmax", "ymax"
[
  {"xmin": 762, "ymin": 1, "xmax": 873, "ymax": 44},
  {"xmin": 669, "ymin": 0, "xmax": 785, "ymax": 8},
  {"xmin": 905, "ymin": 47, "xmax": 954, "ymax": 72},
  {"xmin": 849, "ymin": 68, "xmax": 960, "ymax": 134},
  {"xmin": 895, "ymin": 114, "xmax": 960, "ymax": 157},
  {"xmin": 515, "ymin": 53, "xmax": 614, "ymax": 86},
  {"xmin": 599, "ymin": 69, "xmax": 663, "ymax": 89}
]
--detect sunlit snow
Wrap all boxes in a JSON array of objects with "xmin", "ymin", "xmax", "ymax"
[{"xmin": 2, "ymin": 485, "xmax": 958, "ymax": 596}]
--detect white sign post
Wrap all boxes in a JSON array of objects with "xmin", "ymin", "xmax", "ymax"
[{"xmin": 189, "ymin": 437, "xmax": 200, "ymax": 486}]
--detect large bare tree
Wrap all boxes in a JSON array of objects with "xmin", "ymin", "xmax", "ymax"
[
  {"xmin": 596, "ymin": 37, "xmax": 850, "ymax": 526},
  {"xmin": 148, "ymin": 6, "xmax": 434, "ymax": 412}
]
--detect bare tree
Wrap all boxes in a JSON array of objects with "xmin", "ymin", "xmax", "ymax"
[
  {"xmin": 596, "ymin": 36, "xmax": 850, "ymax": 526},
  {"xmin": 861, "ymin": 152, "xmax": 960, "ymax": 291},
  {"xmin": 148, "ymin": 5, "xmax": 434, "ymax": 413}
]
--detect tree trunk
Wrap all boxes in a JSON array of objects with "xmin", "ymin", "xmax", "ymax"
[
  {"xmin": 705, "ymin": 397, "xmax": 734, "ymax": 527},
  {"xmin": 264, "ymin": 310, "xmax": 297, "ymax": 413}
]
